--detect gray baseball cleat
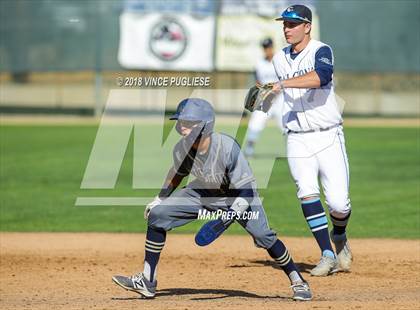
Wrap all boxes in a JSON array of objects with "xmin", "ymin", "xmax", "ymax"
[
  {"xmin": 112, "ymin": 272, "xmax": 157, "ymax": 298},
  {"xmin": 291, "ymin": 281, "xmax": 312, "ymax": 301},
  {"xmin": 330, "ymin": 231, "xmax": 353, "ymax": 272},
  {"xmin": 310, "ymin": 256, "xmax": 339, "ymax": 276}
]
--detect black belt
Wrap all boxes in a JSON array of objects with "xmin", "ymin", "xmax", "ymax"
[{"xmin": 286, "ymin": 123, "xmax": 342, "ymax": 134}]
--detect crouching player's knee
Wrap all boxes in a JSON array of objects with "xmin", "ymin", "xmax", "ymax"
[
  {"xmin": 252, "ymin": 229, "xmax": 277, "ymax": 249},
  {"xmin": 148, "ymin": 205, "xmax": 171, "ymax": 232}
]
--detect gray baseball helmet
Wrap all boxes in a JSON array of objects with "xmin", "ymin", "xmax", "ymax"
[{"xmin": 170, "ymin": 98, "xmax": 215, "ymax": 138}]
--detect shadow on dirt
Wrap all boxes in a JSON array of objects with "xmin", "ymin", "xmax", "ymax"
[
  {"xmin": 229, "ymin": 260, "xmax": 316, "ymax": 274},
  {"xmin": 158, "ymin": 288, "xmax": 289, "ymax": 300},
  {"xmin": 112, "ymin": 288, "xmax": 289, "ymax": 301}
]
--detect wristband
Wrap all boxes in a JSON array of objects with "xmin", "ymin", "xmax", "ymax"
[{"xmin": 279, "ymin": 81, "xmax": 285, "ymax": 91}]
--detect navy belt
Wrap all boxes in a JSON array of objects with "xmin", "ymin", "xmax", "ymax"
[{"xmin": 287, "ymin": 123, "xmax": 342, "ymax": 134}]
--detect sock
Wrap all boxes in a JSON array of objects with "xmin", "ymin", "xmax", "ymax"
[
  {"xmin": 143, "ymin": 226, "xmax": 166, "ymax": 282},
  {"xmin": 246, "ymin": 128, "xmax": 260, "ymax": 142},
  {"xmin": 301, "ymin": 198, "xmax": 335, "ymax": 258},
  {"xmin": 244, "ymin": 129, "xmax": 261, "ymax": 154},
  {"xmin": 245, "ymin": 141, "xmax": 255, "ymax": 156},
  {"xmin": 268, "ymin": 239, "xmax": 304, "ymax": 284},
  {"xmin": 331, "ymin": 211, "xmax": 351, "ymax": 236}
]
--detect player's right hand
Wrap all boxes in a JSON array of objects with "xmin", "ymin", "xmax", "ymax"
[{"xmin": 144, "ymin": 196, "xmax": 162, "ymax": 220}]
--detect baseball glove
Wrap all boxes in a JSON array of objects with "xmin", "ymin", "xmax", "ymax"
[{"xmin": 244, "ymin": 83, "xmax": 276, "ymax": 113}]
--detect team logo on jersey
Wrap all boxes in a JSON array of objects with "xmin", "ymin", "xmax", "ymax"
[
  {"xmin": 319, "ymin": 57, "xmax": 333, "ymax": 66},
  {"xmin": 149, "ymin": 17, "xmax": 188, "ymax": 62},
  {"xmin": 292, "ymin": 67, "xmax": 315, "ymax": 78}
]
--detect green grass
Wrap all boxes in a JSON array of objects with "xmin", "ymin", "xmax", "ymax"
[{"xmin": 1, "ymin": 124, "xmax": 419, "ymax": 238}]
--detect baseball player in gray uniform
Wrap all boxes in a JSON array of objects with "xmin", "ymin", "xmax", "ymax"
[{"xmin": 112, "ymin": 98, "xmax": 312, "ymax": 301}]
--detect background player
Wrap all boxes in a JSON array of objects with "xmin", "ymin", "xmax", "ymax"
[
  {"xmin": 269, "ymin": 5, "xmax": 353, "ymax": 276},
  {"xmin": 112, "ymin": 98, "xmax": 312, "ymax": 301},
  {"xmin": 244, "ymin": 38, "xmax": 283, "ymax": 158}
]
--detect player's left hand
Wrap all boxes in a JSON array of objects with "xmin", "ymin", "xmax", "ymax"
[{"xmin": 244, "ymin": 83, "xmax": 277, "ymax": 113}]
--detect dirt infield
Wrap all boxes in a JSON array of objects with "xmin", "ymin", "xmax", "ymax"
[{"xmin": 1, "ymin": 233, "xmax": 419, "ymax": 310}]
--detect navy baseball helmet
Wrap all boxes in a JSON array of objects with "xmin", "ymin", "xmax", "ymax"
[
  {"xmin": 170, "ymin": 98, "xmax": 215, "ymax": 140},
  {"xmin": 276, "ymin": 4, "xmax": 312, "ymax": 23}
]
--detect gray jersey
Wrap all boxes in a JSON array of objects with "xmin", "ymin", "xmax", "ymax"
[
  {"xmin": 150, "ymin": 132, "xmax": 277, "ymax": 249},
  {"xmin": 172, "ymin": 133, "xmax": 256, "ymax": 194}
]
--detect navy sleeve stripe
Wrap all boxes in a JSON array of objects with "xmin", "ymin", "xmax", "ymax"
[{"xmin": 315, "ymin": 46, "xmax": 333, "ymax": 86}]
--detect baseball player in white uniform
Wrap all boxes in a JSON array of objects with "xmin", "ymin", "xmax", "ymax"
[
  {"xmin": 244, "ymin": 38, "xmax": 283, "ymax": 158},
  {"xmin": 269, "ymin": 4, "xmax": 353, "ymax": 276}
]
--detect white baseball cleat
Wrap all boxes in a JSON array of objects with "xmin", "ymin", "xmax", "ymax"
[
  {"xmin": 331, "ymin": 231, "xmax": 353, "ymax": 272},
  {"xmin": 310, "ymin": 256, "xmax": 339, "ymax": 276}
]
